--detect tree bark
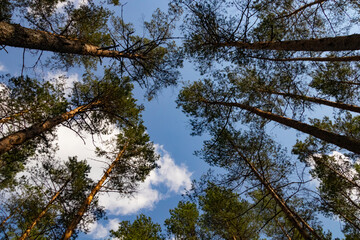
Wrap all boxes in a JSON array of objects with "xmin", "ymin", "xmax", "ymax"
[
  {"xmin": 0, "ymin": 22, "xmax": 142, "ymax": 60},
  {"xmin": 261, "ymin": 89, "xmax": 360, "ymax": 113},
  {"xmin": 312, "ymin": 156, "xmax": 360, "ymax": 190},
  {"xmin": 250, "ymin": 55, "xmax": 360, "ymax": 62},
  {"xmin": 276, "ymin": 0, "xmax": 327, "ymax": 19},
  {"xmin": 201, "ymin": 99, "xmax": 360, "ymax": 154},
  {"xmin": 228, "ymin": 138, "xmax": 322, "ymax": 240},
  {"xmin": 215, "ymin": 34, "xmax": 360, "ymax": 52},
  {"xmin": 321, "ymin": 198, "xmax": 360, "ymax": 232},
  {"xmin": 0, "ymin": 109, "xmax": 30, "ymax": 124},
  {"xmin": 275, "ymin": 218, "xmax": 292, "ymax": 240},
  {"xmin": 0, "ymin": 99, "xmax": 102, "ymax": 155},
  {"xmin": 18, "ymin": 179, "xmax": 70, "ymax": 240},
  {"xmin": 61, "ymin": 143, "xmax": 128, "ymax": 240}
]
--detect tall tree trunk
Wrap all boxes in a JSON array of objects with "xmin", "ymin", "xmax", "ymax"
[
  {"xmin": 200, "ymin": 99, "xmax": 360, "ymax": 154},
  {"xmin": 275, "ymin": 218, "xmax": 292, "ymax": 240},
  {"xmin": 0, "ymin": 22, "xmax": 142, "ymax": 60},
  {"xmin": 260, "ymin": 89, "xmax": 360, "ymax": 113},
  {"xmin": 0, "ymin": 109, "xmax": 30, "ymax": 124},
  {"xmin": 276, "ymin": 0, "xmax": 327, "ymax": 19},
  {"xmin": 61, "ymin": 143, "xmax": 128, "ymax": 240},
  {"xmin": 250, "ymin": 55, "xmax": 360, "ymax": 62},
  {"xmin": 228, "ymin": 137, "xmax": 322, "ymax": 240},
  {"xmin": 0, "ymin": 208, "xmax": 17, "ymax": 229},
  {"xmin": 0, "ymin": 193, "xmax": 33, "ymax": 229},
  {"xmin": 0, "ymin": 99, "xmax": 102, "ymax": 155},
  {"xmin": 312, "ymin": 156, "xmax": 360, "ymax": 190},
  {"xmin": 215, "ymin": 34, "xmax": 360, "ymax": 52},
  {"xmin": 321, "ymin": 197, "xmax": 360, "ymax": 232},
  {"xmin": 18, "ymin": 179, "xmax": 70, "ymax": 240}
]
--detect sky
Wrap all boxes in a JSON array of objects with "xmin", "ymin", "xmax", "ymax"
[{"xmin": 0, "ymin": 0, "xmax": 351, "ymax": 239}]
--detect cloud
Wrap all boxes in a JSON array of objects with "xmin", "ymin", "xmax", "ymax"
[
  {"xmin": 152, "ymin": 144, "xmax": 192, "ymax": 193},
  {"xmin": 0, "ymin": 63, "xmax": 6, "ymax": 72},
  {"xmin": 56, "ymin": 0, "xmax": 88, "ymax": 11},
  {"xmin": 46, "ymin": 71, "xmax": 79, "ymax": 95},
  {"xmin": 98, "ymin": 144, "xmax": 192, "ymax": 215},
  {"xmin": 55, "ymin": 127, "xmax": 192, "ymax": 238},
  {"xmin": 88, "ymin": 218, "xmax": 120, "ymax": 239},
  {"xmin": 56, "ymin": 127, "xmax": 192, "ymax": 215}
]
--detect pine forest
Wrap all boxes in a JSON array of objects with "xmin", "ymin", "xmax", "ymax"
[{"xmin": 0, "ymin": 0, "xmax": 360, "ymax": 239}]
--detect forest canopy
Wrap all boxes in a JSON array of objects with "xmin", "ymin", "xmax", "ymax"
[{"xmin": 1, "ymin": 0, "xmax": 360, "ymax": 239}]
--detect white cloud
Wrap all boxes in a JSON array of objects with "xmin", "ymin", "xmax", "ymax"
[
  {"xmin": 55, "ymin": 127, "xmax": 192, "ymax": 238},
  {"xmin": 45, "ymin": 71, "xmax": 79, "ymax": 95},
  {"xmin": 152, "ymin": 144, "xmax": 192, "ymax": 193},
  {"xmin": 56, "ymin": 127, "xmax": 192, "ymax": 215},
  {"xmin": 98, "ymin": 144, "xmax": 192, "ymax": 215},
  {"xmin": 56, "ymin": 0, "xmax": 88, "ymax": 11},
  {"xmin": 0, "ymin": 63, "xmax": 6, "ymax": 72},
  {"xmin": 88, "ymin": 218, "xmax": 120, "ymax": 239}
]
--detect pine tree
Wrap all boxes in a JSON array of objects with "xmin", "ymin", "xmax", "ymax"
[{"xmin": 110, "ymin": 214, "xmax": 165, "ymax": 240}]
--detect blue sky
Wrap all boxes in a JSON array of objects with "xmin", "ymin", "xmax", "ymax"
[{"xmin": 0, "ymin": 0, "xmax": 349, "ymax": 239}]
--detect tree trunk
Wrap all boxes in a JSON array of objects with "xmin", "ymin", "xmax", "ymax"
[
  {"xmin": 0, "ymin": 22, "xmax": 142, "ymax": 60},
  {"xmin": 18, "ymin": 180, "xmax": 70, "ymax": 240},
  {"xmin": 201, "ymin": 99, "xmax": 360, "ymax": 154},
  {"xmin": 261, "ymin": 89, "xmax": 360, "ymax": 113},
  {"xmin": 61, "ymin": 143, "xmax": 128, "ymax": 240},
  {"xmin": 312, "ymin": 156, "xmax": 360, "ymax": 190},
  {"xmin": 250, "ymin": 55, "xmax": 360, "ymax": 62},
  {"xmin": 228, "ymin": 138, "xmax": 322, "ymax": 240},
  {"xmin": 275, "ymin": 218, "xmax": 292, "ymax": 240},
  {"xmin": 321, "ymin": 198, "xmax": 360, "ymax": 232},
  {"xmin": 215, "ymin": 34, "xmax": 360, "ymax": 52},
  {"xmin": 0, "ymin": 99, "xmax": 102, "ymax": 155},
  {"xmin": 276, "ymin": 0, "xmax": 327, "ymax": 19},
  {"xmin": 0, "ymin": 109, "xmax": 30, "ymax": 124}
]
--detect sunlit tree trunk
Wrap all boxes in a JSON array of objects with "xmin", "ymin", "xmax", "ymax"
[
  {"xmin": 61, "ymin": 143, "xmax": 128, "ymax": 240},
  {"xmin": 18, "ymin": 179, "xmax": 70, "ymax": 240},
  {"xmin": 0, "ymin": 109, "xmax": 30, "ymax": 124},
  {"xmin": 201, "ymin": 99, "xmax": 360, "ymax": 154},
  {"xmin": 275, "ymin": 218, "xmax": 292, "ymax": 240},
  {"xmin": 0, "ymin": 22, "xmax": 142, "ymax": 60},
  {"xmin": 0, "ymin": 99, "xmax": 102, "ymax": 155}
]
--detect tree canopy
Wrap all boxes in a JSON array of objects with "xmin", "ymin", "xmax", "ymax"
[{"xmin": 1, "ymin": 0, "xmax": 360, "ymax": 239}]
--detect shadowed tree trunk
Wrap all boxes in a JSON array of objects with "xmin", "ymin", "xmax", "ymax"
[
  {"xmin": 312, "ymin": 156, "xmax": 360, "ymax": 190},
  {"xmin": 260, "ymin": 89, "xmax": 360, "ymax": 113},
  {"xmin": 228, "ymin": 137, "xmax": 322, "ymax": 240},
  {"xmin": 249, "ymin": 55, "xmax": 360, "ymax": 62},
  {"xmin": 200, "ymin": 99, "xmax": 360, "ymax": 154},
  {"xmin": 61, "ymin": 143, "xmax": 128, "ymax": 240},
  {"xmin": 0, "ymin": 22, "xmax": 142, "ymax": 60},
  {"xmin": 276, "ymin": 0, "xmax": 327, "ymax": 19},
  {"xmin": 215, "ymin": 34, "xmax": 360, "ymax": 52},
  {"xmin": 0, "ymin": 99, "xmax": 102, "ymax": 155}
]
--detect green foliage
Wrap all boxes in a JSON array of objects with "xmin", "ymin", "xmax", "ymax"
[
  {"xmin": 198, "ymin": 185, "xmax": 260, "ymax": 240},
  {"xmin": 310, "ymin": 62, "xmax": 360, "ymax": 102},
  {"xmin": 0, "ymin": 0, "xmax": 12, "ymax": 22},
  {"xmin": 0, "ymin": 157, "xmax": 104, "ymax": 239},
  {"xmin": 165, "ymin": 201, "xmax": 199, "ymax": 240},
  {"xmin": 110, "ymin": 214, "xmax": 164, "ymax": 240}
]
